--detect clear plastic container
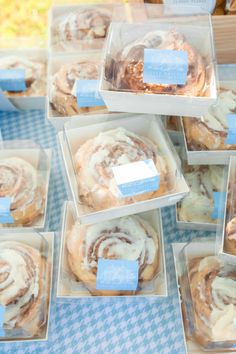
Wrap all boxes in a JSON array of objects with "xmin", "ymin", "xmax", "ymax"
[
  {"xmin": 176, "ymin": 238, "xmax": 236, "ymax": 351},
  {"xmin": 176, "ymin": 164, "xmax": 226, "ymax": 231},
  {"xmin": 47, "ymin": 51, "xmax": 108, "ymax": 131},
  {"xmin": 99, "ymin": 11, "xmax": 217, "ymax": 117},
  {"xmin": 0, "ymin": 140, "xmax": 51, "ymax": 230},
  {"xmin": 57, "ymin": 201, "xmax": 167, "ymax": 299},
  {"xmin": 181, "ymin": 64, "xmax": 236, "ymax": 165},
  {"xmin": 0, "ymin": 231, "xmax": 53, "ymax": 341},
  {"xmin": 0, "ymin": 48, "xmax": 47, "ymax": 110},
  {"xmin": 58, "ymin": 114, "xmax": 189, "ymax": 224}
]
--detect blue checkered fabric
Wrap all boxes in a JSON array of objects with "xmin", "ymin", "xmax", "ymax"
[{"xmin": 0, "ymin": 110, "xmax": 214, "ymax": 354}]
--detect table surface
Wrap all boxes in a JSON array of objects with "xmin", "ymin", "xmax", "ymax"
[{"xmin": 0, "ymin": 110, "xmax": 213, "ymax": 354}]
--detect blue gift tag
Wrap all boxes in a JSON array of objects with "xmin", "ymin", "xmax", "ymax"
[
  {"xmin": 225, "ymin": 114, "xmax": 236, "ymax": 145},
  {"xmin": 211, "ymin": 192, "xmax": 226, "ymax": 220},
  {"xmin": 0, "ymin": 89, "xmax": 18, "ymax": 111},
  {"xmin": 112, "ymin": 159, "xmax": 160, "ymax": 198},
  {"xmin": 76, "ymin": 79, "xmax": 105, "ymax": 107},
  {"xmin": 0, "ymin": 69, "xmax": 26, "ymax": 92},
  {"xmin": 143, "ymin": 49, "xmax": 188, "ymax": 85},
  {"xmin": 0, "ymin": 306, "xmax": 5, "ymax": 337},
  {"xmin": 96, "ymin": 259, "xmax": 139, "ymax": 291},
  {"xmin": 0, "ymin": 197, "xmax": 14, "ymax": 224}
]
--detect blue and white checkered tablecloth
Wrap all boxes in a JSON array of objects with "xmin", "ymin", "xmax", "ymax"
[{"xmin": 0, "ymin": 110, "xmax": 214, "ymax": 354}]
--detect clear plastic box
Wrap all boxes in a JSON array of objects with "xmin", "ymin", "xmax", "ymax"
[
  {"xmin": 58, "ymin": 113, "xmax": 189, "ymax": 224},
  {"xmin": 57, "ymin": 201, "xmax": 167, "ymax": 299},
  {"xmin": 99, "ymin": 13, "xmax": 217, "ymax": 117},
  {"xmin": 0, "ymin": 49, "xmax": 47, "ymax": 110},
  {"xmin": 0, "ymin": 231, "xmax": 53, "ymax": 342},
  {"xmin": 181, "ymin": 64, "xmax": 236, "ymax": 165},
  {"xmin": 0, "ymin": 140, "xmax": 52, "ymax": 230},
  {"xmin": 173, "ymin": 239, "xmax": 236, "ymax": 352}
]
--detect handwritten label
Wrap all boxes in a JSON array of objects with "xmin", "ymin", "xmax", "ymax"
[
  {"xmin": 225, "ymin": 114, "xmax": 236, "ymax": 145},
  {"xmin": 96, "ymin": 259, "xmax": 139, "ymax": 291},
  {"xmin": 211, "ymin": 192, "xmax": 226, "ymax": 220},
  {"xmin": 0, "ymin": 306, "xmax": 5, "ymax": 336},
  {"xmin": 0, "ymin": 69, "xmax": 26, "ymax": 92},
  {"xmin": 112, "ymin": 159, "xmax": 160, "ymax": 198},
  {"xmin": 143, "ymin": 49, "xmax": 188, "ymax": 85},
  {"xmin": 76, "ymin": 79, "xmax": 105, "ymax": 107},
  {"xmin": 0, "ymin": 197, "xmax": 14, "ymax": 224}
]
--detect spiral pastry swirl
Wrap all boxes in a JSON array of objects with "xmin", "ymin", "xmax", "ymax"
[
  {"xmin": 186, "ymin": 256, "xmax": 236, "ymax": 346},
  {"xmin": 0, "ymin": 241, "xmax": 50, "ymax": 337},
  {"xmin": 0, "ymin": 56, "xmax": 46, "ymax": 96},
  {"xmin": 105, "ymin": 30, "xmax": 208, "ymax": 97},
  {"xmin": 66, "ymin": 215, "xmax": 159, "ymax": 296},
  {"xmin": 50, "ymin": 61, "xmax": 105, "ymax": 116},
  {"xmin": 225, "ymin": 217, "xmax": 236, "ymax": 255},
  {"xmin": 0, "ymin": 157, "xmax": 45, "ymax": 226},
  {"xmin": 52, "ymin": 7, "xmax": 112, "ymax": 51},
  {"xmin": 74, "ymin": 127, "xmax": 172, "ymax": 211}
]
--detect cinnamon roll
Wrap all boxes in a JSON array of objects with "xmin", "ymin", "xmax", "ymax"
[
  {"xmin": 183, "ymin": 89, "xmax": 236, "ymax": 151},
  {"xmin": 182, "ymin": 255, "xmax": 236, "ymax": 347},
  {"xmin": 74, "ymin": 127, "xmax": 173, "ymax": 211},
  {"xmin": 0, "ymin": 157, "xmax": 45, "ymax": 226},
  {"xmin": 50, "ymin": 61, "xmax": 105, "ymax": 116},
  {"xmin": 105, "ymin": 29, "xmax": 208, "ymax": 97},
  {"xmin": 0, "ymin": 240, "xmax": 50, "ymax": 338},
  {"xmin": 177, "ymin": 165, "xmax": 224, "ymax": 224},
  {"xmin": 66, "ymin": 215, "xmax": 159, "ymax": 296},
  {"xmin": 51, "ymin": 7, "xmax": 112, "ymax": 51},
  {"xmin": 225, "ymin": 217, "xmax": 236, "ymax": 255},
  {"xmin": 0, "ymin": 56, "xmax": 46, "ymax": 96}
]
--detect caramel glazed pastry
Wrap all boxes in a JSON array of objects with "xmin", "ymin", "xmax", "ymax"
[
  {"xmin": 184, "ymin": 89, "xmax": 236, "ymax": 150},
  {"xmin": 0, "ymin": 56, "xmax": 46, "ymax": 96},
  {"xmin": 105, "ymin": 29, "xmax": 208, "ymax": 96},
  {"xmin": 178, "ymin": 165, "xmax": 224, "ymax": 224},
  {"xmin": 182, "ymin": 255, "xmax": 236, "ymax": 348},
  {"xmin": 0, "ymin": 241, "xmax": 50, "ymax": 338},
  {"xmin": 50, "ymin": 61, "xmax": 105, "ymax": 116},
  {"xmin": 0, "ymin": 157, "xmax": 45, "ymax": 226},
  {"xmin": 66, "ymin": 215, "xmax": 159, "ymax": 296},
  {"xmin": 74, "ymin": 127, "xmax": 174, "ymax": 211},
  {"xmin": 52, "ymin": 7, "xmax": 112, "ymax": 50}
]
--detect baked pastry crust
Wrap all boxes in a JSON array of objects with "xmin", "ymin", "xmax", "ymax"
[
  {"xmin": 66, "ymin": 215, "xmax": 159, "ymax": 296},
  {"xmin": 74, "ymin": 127, "xmax": 174, "ymax": 211}
]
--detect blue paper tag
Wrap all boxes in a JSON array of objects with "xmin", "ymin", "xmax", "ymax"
[
  {"xmin": 0, "ymin": 197, "xmax": 14, "ymax": 224},
  {"xmin": 0, "ymin": 306, "xmax": 5, "ymax": 337},
  {"xmin": 0, "ymin": 69, "xmax": 26, "ymax": 92},
  {"xmin": 0, "ymin": 89, "xmax": 18, "ymax": 111},
  {"xmin": 112, "ymin": 159, "xmax": 160, "ymax": 198},
  {"xmin": 211, "ymin": 192, "xmax": 226, "ymax": 220},
  {"xmin": 76, "ymin": 79, "xmax": 105, "ymax": 107},
  {"xmin": 143, "ymin": 49, "xmax": 188, "ymax": 85},
  {"xmin": 225, "ymin": 114, "xmax": 236, "ymax": 145},
  {"xmin": 96, "ymin": 259, "xmax": 139, "ymax": 291}
]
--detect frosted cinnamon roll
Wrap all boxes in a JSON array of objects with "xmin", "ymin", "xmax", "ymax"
[
  {"xmin": 0, "ymin": 56, "xmax": 46, "ymax": 96},
  {"xmin": 74, "ymin": 127, "xmax": 173, "ymax": 211},
  {"xmin": 50, "ymin": 61, "xmax": 105, "ymax": 116},
  {"xmin": 52, "ymin": 7, "xmax": 112, "ymax": 51},
  {"xmin": 0, "ymin": 157, "xmax": 45, "ymax": 226},
  {"xmin": 225, "ymin": 217, "xmax": 236, "ymax": 255},
  {"xmin": 66, "ymin": 215, "xmax": 159, "ymax": 296},
  {"xmin": 0, "ymin": 241, "xmax": 50, "ymax": 338},
  {"xmin": 183, "ymin": 89, "xmax": 236, "ymax": 151},
  {"xmin": 105, "ymin": 29, "xmax": 208, "ymax": 97},
  {"xmin": 178, "ymin": 165, "xmax": 224, "ymax": 224},
  {"xmin": 183, "ymin": 255, "xmax": 236, "ymax": 347}
]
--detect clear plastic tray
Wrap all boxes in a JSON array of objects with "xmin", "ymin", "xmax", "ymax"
[
  {"xmin": 58, "ymin": 113, "xmax": 189, "ymax": 224},
  {"xmin": 0, "ymin": 140, "xmax": 51, "ymax": 230},
  {"xmin": 99, "ymin": 9, "xmax": 217, "ymax": 117},
  {"xmin": 0, "ymin": 231, "xmax": 53, "ymax": 341},
  {"xmin": 175, "ymin": 238, "xmax": 236, "ymax": 351},
  {"xmin": 57, "ymin": 201, "xmax": 167, "ymax": 299}
]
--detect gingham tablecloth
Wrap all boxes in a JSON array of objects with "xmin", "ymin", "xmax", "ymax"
[{"xmin": 0, "ymin": 110, "xmax": 213, "ymax": 354}]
